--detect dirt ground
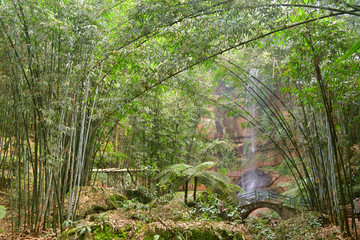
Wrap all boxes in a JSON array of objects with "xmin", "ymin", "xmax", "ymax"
[{"xmin": 0, "ymin": 186, "xmax": 117, "ymax": 240}]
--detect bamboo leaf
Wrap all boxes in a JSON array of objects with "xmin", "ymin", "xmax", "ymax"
[{"xmin": 337, "ymin": 39, "xmax": 360, "ymax": 62}]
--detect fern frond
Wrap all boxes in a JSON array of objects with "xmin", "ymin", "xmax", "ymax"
[
  {"xmin": 194, "ymin": 161, "xmax": 216, "ymax": 171},
  {"xmin": 155, "ymin": 163, "xmax": 192, "ymax": 180}
]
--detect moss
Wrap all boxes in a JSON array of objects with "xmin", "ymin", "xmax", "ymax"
[
  {"xmin": 84, "ymin": 205, "xmax": 107, "ymax": 217},
  {"xmin": 144, "ymin": 228, "xmax": 244, "ymax": 240},
  {"xmin": 105, "ymin": 194, "xmax": 127, "ymax": 209},
  {"xmin": 186, "ymin": 200, "xmax": 196, "ymax": 207},
  {"xmin": 0, "ymin": 205, "xmax": 6, "ymax": 220},
  {"xmin": 126, "ymin": 188, "xmax": 152, "ymax": 204}
]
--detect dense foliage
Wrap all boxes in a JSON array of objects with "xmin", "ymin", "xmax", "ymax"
[{"xmin": 0, "ymin": 0, "xmax": 359, "ymax": 237}]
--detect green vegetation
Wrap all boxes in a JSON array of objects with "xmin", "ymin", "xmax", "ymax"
[
  {"xmin": 145, "ymin": 228, "xmax": 245, "ymax": 240},
  {"xmin": 246, "ymin": 212, "xmax": 337, "ymax": 240},
  {"xmin": 0, "ymin": 205, "xmax": 5, "ymax": 220},
  {"xmin": 155, "ymin": 161, "xmax": 242, "ymax": 204},
  {"xmin": 58, "ymin": 189, "xmax": 344, "ymax": 240},
  {"xmin": 0, "ymin": 0, "xmax": 359, "ymax": 238},
  {"xmin": 59, "ymin": 189, "xmax": 247, "ymax": 239},
  {"xmin": 60, "ymin": 220, "xmax": 128, "ymax": 239}
]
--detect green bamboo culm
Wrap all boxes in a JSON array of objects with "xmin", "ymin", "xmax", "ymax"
[
  {"xmin": 0, "ymin": 0, "xmax": 112, "ymax": 233},
  {"xmin": 208, "ymin": 20, "xmax": 359, "ymax": 235}
]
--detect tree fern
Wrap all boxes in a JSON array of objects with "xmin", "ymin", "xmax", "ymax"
[{"xmin": 155, "ymin": 162, "xmax": 243, "ymax": 203}]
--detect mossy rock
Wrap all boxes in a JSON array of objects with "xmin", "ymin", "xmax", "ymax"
[
  {"xmin": 186, "ymin": 200, "xmax": 196, "ymax": 207},
  {"xmin": 84, "ymin": 205, "xmax": 107, "ymax": 217},
  {"xmin": 89, "ymin": 212, "xmax": 108, "ymax": 222},
  {"xmin": 126, "ymin": 189, "xmax": 151, "ymax": 204},
  {"xmin": 105, "ymin": 194, "xmax": 127, "ymax": 209}
]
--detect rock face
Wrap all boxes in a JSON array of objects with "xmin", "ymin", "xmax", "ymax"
[
  {"xmin": 205, "ymin": 110, "xmax": 287, "ymax": 192},
  {"xmin": 199, "ymin": 82, "xmax": 291, "ymax": 192},
  {"xmin": 237, "ymin": 168, "xmax": 273, "ymax": 192}
]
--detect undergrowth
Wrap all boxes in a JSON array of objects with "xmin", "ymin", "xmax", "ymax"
[
  {"xmin": 145, "ymin": 228, "xmax": 244, "ymax": 240},
  {"xmin": 245, "ymin": 211, "xmax": 338, "ymax": 240}
]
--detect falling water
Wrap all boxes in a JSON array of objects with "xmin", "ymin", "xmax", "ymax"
[
  {"xmin": 247, "ymin": 68, "xmax": 258, "ymax": 160},
  {"xmin": 239, "ymin": 69, "xmax": 261, "ymax": 194}
]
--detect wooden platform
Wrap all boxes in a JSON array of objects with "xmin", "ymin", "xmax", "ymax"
[{"xmin": 91, "ymin": 168, "xmax": 142, "ymax": 173}]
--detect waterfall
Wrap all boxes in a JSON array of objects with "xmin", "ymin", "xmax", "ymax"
[{"xmin": 239, "ymin": 68, "xmax": 259, "ymax": 193}]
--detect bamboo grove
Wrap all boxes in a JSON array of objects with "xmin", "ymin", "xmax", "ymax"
[
  {"xmin": 0, "ymin": 0, "xmax": 359, "ymax": 236},
  {"xmin": 209, "ymin": 15, "xmax": 360, "ymax": 233}
]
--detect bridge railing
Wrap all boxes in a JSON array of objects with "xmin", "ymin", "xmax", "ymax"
[
  {"xmin": 238, "ymin": 191, "xmax": 296, "ymax": 208},
  {"xmin": 298, "ymin": 197, "xmax": 311, "ymax": 208}
]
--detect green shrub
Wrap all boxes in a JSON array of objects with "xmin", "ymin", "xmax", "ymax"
[
  {"xmin": 60, "ymin": 221, "xmax": 128, "ymax": 239},
  {"xmin": 191, "ymin": 191, "xmax": 242, "ymax": 221}
]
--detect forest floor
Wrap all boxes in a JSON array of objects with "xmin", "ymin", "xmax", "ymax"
[{"xmin": 0, "ymin": 186, "xmax": 358, "ymax": 239}]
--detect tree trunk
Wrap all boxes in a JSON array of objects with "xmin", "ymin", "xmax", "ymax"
[
  {"xmin": 184, "ymin": 180, "xmax": 188, "ymax": 204},
  {"xmin": 193, "ymin": 177, "xmax": 197, "ymax": 201}
]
